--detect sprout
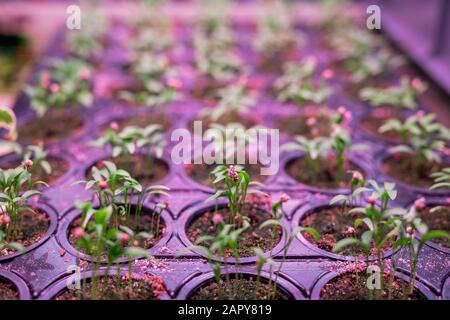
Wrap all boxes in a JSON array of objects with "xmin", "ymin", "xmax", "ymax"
[
  {"xmin": 24, "ymin": 59, "xmax": 93, "ymax": 117},
  {"xmin": 360, "ymin": 76, "xmax": 427, "ymax": 110},
  {"xmin": 274, "ymin": 59, "xmax": 331, "ymax": 105}
]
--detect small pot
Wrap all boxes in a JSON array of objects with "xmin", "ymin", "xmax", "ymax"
[
  {"xmin": 176, "ymin": 270, "xmax": 305, "ymax": 300},
  {"xmin": 178, "ymin": 201, "xmax": 287, "ymax": 264},
  {"xmin": 0, "ymin": 269, "xmax": 31, "ymax": 300},
  {"xmin": 0, "ymin": 202, "xmax": 58, "ymax": 263}
]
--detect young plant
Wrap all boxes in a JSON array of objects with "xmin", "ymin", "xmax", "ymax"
[
  {"xmin": 430, "ymin": 167, "xmax": 450, "ymax": 190},
  {"xmin": 15, "ymin": 144, "xmax": 52, "ymax": 176},
  {"xmin": 359, "ymin": 76, "xmax": 427, "ymax": 110},
  {"xmin": 281, "ymin": 135, "xmax": 331, "ymax": 184},
  {"xmin": 177, "ymin": 219, "xmax": 250, "ymax": 299},
  {"xmin": 194, "ymin": 28, "xmax": 241, "ymax": 81},
  {"xmin": 66, "ymin": 12, "xmax": 107, "ymax": 60},
  {"xmin": 0, "ymin": 165, "xmax": 46, "ymax": 242},
  {"xmin": 118, "ymin": 53, "xmax": 179, "ymax": 107},
  {"xmin": 387, "ymin": 113, "xmax": 450, "ymax": 181},
  {"xmin": 90, "ymin": 124, "xmax": 166, "ymax": 175},
  {"xmin": 207, "ymin": 165, "xmax": 267, "ymax": 224},
  {"xmin": 258, "ymin": 194, "xmax": 319, "ymax": 299},
  {"xmin": 392, "ymin": 199, "xmax": 450, "ymax": 297},
  {"xmin": 24, "ymin": 59, "xmax": 93, "ymax": 117},
  {"xmin": 92, "ymin": 124, "xmax": 165, "ymax": 158},
  {"xmin": 0, "ymin": 229, "xmax": 24, "ymax": 255},
  {"xmin": 332, "ymin": 180, "xmax": 401, "ymax": 298},
  {"xmin": 253, "ymin": 2, "xmax": 299, "ymax": 59},
  {"xmin": 274, "ymin": 59, "xmax": 331, "ymax": 105},
  {"xmin": 330, "ymin": 125, "xmax": 367, "ymax": 183},
  {"xmin": 73, "ymin": 203, "xmax": 153, "ymax": 299},
  {"xmin": 199, "ymin": 80, "xmax": 256, "ymax": 122},
  {"xmin": 330, "ymin": 170, "xmax": 368, "ymax": 213},
  {"xmin": 79, "ymin": 161, "xmax": 170, "ymax": 230}
]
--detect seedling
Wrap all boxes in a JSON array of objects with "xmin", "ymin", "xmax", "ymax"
[
  {"xmin": 392, "ymin": 201, "xmax": 449, "ymax": 297},
  {"xmin": 253, "ymin": 2, "xmax": 299, "ymax": 60},
  {"xmin": 282, "ymin": 125, "xmax": 365, "ymax": 186},
  {"xmin": 330, "ymin": 170, "xmax": 368, "ymax": 213},
  {"xmin": 15, "ymin": 144, "xmax": 52, "ymax": 176},
  {"xmin": 332, "ymin": 180, "xmax": 401, "ymax": 298},
  {"xmin": 274, "ymin": 59, "xmax": 331, "ymax": 105},
  {"xmin": 430, "ymin": 167, "xmax": 450, "ymax": 190},
  {"xmin": 24, "ymin": 59, "xmax": 93, "ymax": 117},
  {"xmin": 282, "ymin": 135, "xmax": 331, "ymax": 184},
  {"xmin": 74, "ymin": 203, "xmax": 153, "ymax": 299},
  {"xmin": 207, "ymin": 165, "xmax": 267, "ymax": 224},
  {"xmin": 118, "ymin": 53, "xmax": 179, "ymax": 107},
  {"xmin": 387, "ymin": 113, "xmax": 450, "ymax": 182},
  {"xmin": 360, "ymin": 76, "xmax": 427, "ymax": 110},
  {"xmin": 90, "ymin": 124, "xmax": 166, "ymax": 177},
  {"xmin": 177, "ymin": 219, "xmax": 250, "ymax": 299},
  {"xmin": 259, "ymin": 194, "xmax": 319, "ymax": 299},
  {"xmin": 199, "ymin": 81, "xmax": 255, "ymax": 122},
  {"xmin": 66, "ymin": 12, "xmax": 107, "ymax": 60},
  {"xmin": 0, "ymin": 165, "xmax": 46, "ymax": 243}
]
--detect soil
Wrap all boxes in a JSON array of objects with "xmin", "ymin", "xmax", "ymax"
[
  {"xmin": 276, "ymin": 111, "xmax": 333, "ymax": 138},
  {"xmin": 359, "ymin": 107, "xmax": 405, "ymax": 143},
  {"xmin": 420, "ymin": 205, "xmax": 450, "ymax": 248},
  {"xmin": 0, "ymin": 208, "xmax": 50, "ymax": 257},
  {"xmin": 191, "ymin": 79, "xmax": 226, "ymax": 102},
  {"xmin": 187, "ymin": 204, "xmax": 282, "ymax": 258},
  {"xmin": 190, "ymin": 276, "xmax": 289, "ymax": 300},
  {"xmin": 0, "ymin": 278, "xmax": 18, "ymax": 300},
  {"xmin": 68, "ymin": 207, "xmax": 165, "ymax": 255},
  {"xmin": 0, "ymin": 156, "xmax": 68, "ymax": 186},
  {"xmin": 186, "ymin": 163, "xmax": 268, "ymax": 188},
  {"xmin": 258, "ymin": 47, "xmax": 297, "ymax": 74},
  {"xmin": 286, "ymin": 156, "xmax": 362, "ymax": 189},
  {"xmin": 381, "ymin": 154, "xmax": 446, "ymax": 188},
  {"xmin": 103, "ymin": 113, "xmax": 171, "ymax": 132},
  {"xmin": 89, "ymin": 154, "xmax": 169, "ymax": 186},
  {"xmin": 18, "ymin": 110, "xmax": 84, "ymax": 145},
  {"xmin": 55, "ymin": 274, "xmax": 165, "ymax": 300},
  {"xmin": 320, "ymin": 272, "xmax": 425, "ymax": 300},
  {"xmin": 300, "ymin": 207, "xmax": 393, "ymax": 256}
]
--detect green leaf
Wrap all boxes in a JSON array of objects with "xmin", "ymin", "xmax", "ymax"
[{"xmin": 332, "ymin": 238, "xmax": 360, "ymax": 253}]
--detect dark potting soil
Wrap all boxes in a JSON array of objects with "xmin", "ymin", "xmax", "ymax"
[
  {"xmin": 18, "ymin": 110, "xmax": 84, "ymax": 144},
  {"xmin": 381, "ymin": 154, "xmax": 445, "ymax": 189},
  {"xmin": 420, "ymin": 205, "xmax": 450, "ymax": 248},
  {"xmin": 0, "ymin": 156, "xmax": 68, "ymax": 186},
  {"xmin": 187, "ymin": 205, "xmax": 282, "ymax": 258},
  {"xmin": 55, "ymin": 274, "xmax": 165, "ymax": 300},
  {"xmin": 359, "ymin": 107, "xmax": 405, "ymax": 143},
  {"xmin": 190, "ymin": 277, "xmax": 290, "ymax": 300},
  {"xmin": 286, "ymin": 156, "xmax": 362, "ymax": 189},
  {"xmin": 320, "ymin": 272, "xmax": 425, "ymax": 300},
  {"xmin": 90, "ymin": 154, "xmax": 169, "ymax": 186},
  {"xmin": 0, "ymin": 278, "xmax": 18, "ymax": 300},
  {"xmin": 186, "ymin": 162, "xmax": 267, "ymax": 188},
  {"xmin": 68, "ymin": 207, "xmax": 165, "ymax": 254},
  {"xmin": 0, "ymin": 208, "xmax": 50, "ymax": 257},
  {"xmin": 191, "ymin": 80, "xmax": 226, "ymax": 101},
  {"xmin": 300, "ymin": 207, "xmax": 393, "ymax": 256}
]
